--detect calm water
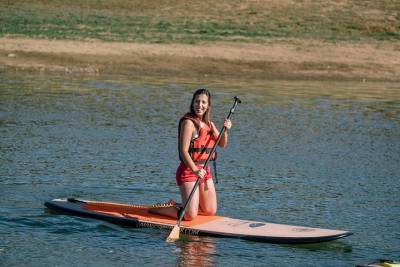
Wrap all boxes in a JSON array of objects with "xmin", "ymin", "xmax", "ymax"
[{"xmin": 1, "ymin": 72, "xmax": 399, "ymax": 267}]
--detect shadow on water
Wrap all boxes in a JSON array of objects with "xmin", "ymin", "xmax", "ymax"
[{"xmin": 282, "ymin": 240, "xmax": 353, "ymax": 253}]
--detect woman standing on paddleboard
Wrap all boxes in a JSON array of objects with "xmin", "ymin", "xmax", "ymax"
[{"xmin": 150, "ymin": 88, "xmax": 232, "ymax": 220}]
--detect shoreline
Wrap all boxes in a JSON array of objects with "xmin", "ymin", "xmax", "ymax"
[{"xmin": 1, "ymin": 37, "xmax": 400, "ymax": 82}]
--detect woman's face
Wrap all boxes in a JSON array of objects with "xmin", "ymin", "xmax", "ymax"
[{"xmin": 192, "ymin": 94, "xmax": 209, "ymax": 118}]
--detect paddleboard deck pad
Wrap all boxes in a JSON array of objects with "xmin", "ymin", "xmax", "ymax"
[{"xmin": 45, "ymin": 198, "xmax": 352, "ymax": 244}]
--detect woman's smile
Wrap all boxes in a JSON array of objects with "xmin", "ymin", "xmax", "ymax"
[{"xmin": 193, "ymin": 94, "xmax": 209, "ymax": 117}]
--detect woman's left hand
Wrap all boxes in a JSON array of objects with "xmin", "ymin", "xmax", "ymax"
[{"xmin": 223, "ymin": 119, "xmax": 232, "ymax": 130}]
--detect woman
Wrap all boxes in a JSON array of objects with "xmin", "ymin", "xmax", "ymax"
[{"xmin": 150, "ymin": 88, "xmax": 232, "ymax": 220}]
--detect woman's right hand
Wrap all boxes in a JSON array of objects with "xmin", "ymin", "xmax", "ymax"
[{"xmin": 194, "ymin": 168, "xmax": 206, "ymax": 179}]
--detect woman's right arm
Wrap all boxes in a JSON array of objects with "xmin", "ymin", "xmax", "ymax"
[{"xmin": 179, "ymin": 120, "xmax": 205, "ymax": 177}]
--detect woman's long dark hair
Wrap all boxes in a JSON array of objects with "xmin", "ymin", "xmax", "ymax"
[{"xmin": 189, "ymin": 88, "xmax": 212, "ymax": 125}]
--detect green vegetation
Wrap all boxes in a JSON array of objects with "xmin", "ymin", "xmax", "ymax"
[{"xmin": 1, "ymin": 0, "xmax": 399, "ymax": 43}]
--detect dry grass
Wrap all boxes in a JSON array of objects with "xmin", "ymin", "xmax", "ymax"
[
  {"xmin": 1, "ymin": 37, "xmax": 399, "ymax": 81},
  {"xmin": 1, "ymin": 1, "xmax": 399, "ymax": 80}
]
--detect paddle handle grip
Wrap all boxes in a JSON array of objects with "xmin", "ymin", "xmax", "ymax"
[{"xmin": 177, "ymin": 96, "xmax": 241, "ymax": 225}]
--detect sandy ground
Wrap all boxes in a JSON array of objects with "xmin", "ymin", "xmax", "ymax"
[{"xmin": 1, "ymin": 37, "xmax": 399, "ymax": 81}]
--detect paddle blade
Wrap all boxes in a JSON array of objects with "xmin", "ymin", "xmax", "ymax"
[{"xmin": 166, "ymin": 224, "xmax": 180, "ymax": 242}]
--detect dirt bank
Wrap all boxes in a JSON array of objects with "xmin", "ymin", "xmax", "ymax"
[{"xmin": 1, "ymin": 37, "xmax": 399, "ymax": 81}]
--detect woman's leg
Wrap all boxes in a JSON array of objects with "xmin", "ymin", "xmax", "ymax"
[
  {"xmin": 179, "ymin": 181, "xmax": 200, "ymax": 221},
  {"xmin": 198, "ymin": 179, "xmax": 217, "ymax": 216},
  {"xmin": 148, "ymin": 206, "xmax": 178, "ymax": 218},
  {"xmin": 149, "ymin": 181, "xmax": 201, "ymax": 220}
]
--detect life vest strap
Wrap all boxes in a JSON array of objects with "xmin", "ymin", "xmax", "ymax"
[
  {"xmin": 189, "ymin": 147, "xmax": 213, "ymax": 154},
  {"xmin": 193, "ymin": 159, "xmax": 215, "ymax": 164}
]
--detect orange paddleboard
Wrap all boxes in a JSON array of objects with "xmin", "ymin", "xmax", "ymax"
[{"xmin": 45, "ymin": 198, "xmax": 352, "ymax": 244}]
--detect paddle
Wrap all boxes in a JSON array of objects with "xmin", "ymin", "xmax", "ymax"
[{"xmin": 167, "ymin": 96, "xmax": 241, "ymax": 242}]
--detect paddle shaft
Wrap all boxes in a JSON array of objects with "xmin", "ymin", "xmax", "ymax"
[{"xmin": 176, "ymin": 96, "xmax": 241, "ymax": 226}]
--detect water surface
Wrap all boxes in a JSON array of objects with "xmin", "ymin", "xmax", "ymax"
[{"xmin": 1, "ymin": 72, "xmax": 399, "ymax": 266}]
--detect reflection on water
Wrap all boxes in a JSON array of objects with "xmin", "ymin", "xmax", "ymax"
[
  {"xmin": 176, "ymin": 236, "xmax": 216, "ymax": 267},
  {"xmin": 1, "ymin": 72, "xmax": 399, "ymax": 266}
]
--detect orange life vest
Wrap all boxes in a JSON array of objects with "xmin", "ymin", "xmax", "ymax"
[{"xmin": 178, "ymin": 114, "xmax": 218, "ymax": 164}]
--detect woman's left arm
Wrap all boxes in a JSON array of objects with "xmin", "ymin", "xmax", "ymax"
[{"xmin": 211, "ymin": 119, "xmax": 232, "ymax": 147}]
